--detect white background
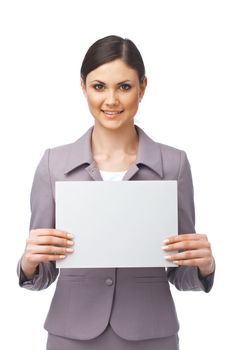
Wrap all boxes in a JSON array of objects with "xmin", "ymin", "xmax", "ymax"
[{"xmin": 0, "ymin": 1, "xmax": 232, "ymax": 349}]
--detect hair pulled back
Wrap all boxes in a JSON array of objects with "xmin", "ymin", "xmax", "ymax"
[{"xmin": 80, "ymin": 35, "xmax": 145, "ymax": 84}]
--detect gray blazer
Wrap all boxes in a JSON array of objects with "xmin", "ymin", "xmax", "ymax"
[{"xmin": 18, "ymin": 125, "xmax": 214, "ymax": 341}]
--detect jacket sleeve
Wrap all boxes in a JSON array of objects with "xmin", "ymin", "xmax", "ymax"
[
  {"xmin": 17, "ymin": 149, "xmax": 59, "ymax": 291},
  {"xmin": 167, "ymin": 151, "xmax": 215, "ymax": 293}
]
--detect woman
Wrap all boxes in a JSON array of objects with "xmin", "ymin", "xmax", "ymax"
[{"xmin": 18, "ymin": 35, "xmax": 215, "ymax": 350}]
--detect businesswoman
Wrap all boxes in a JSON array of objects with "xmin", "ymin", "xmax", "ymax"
[{"xmin": 18, "ymin": 35, "xmax": 215, "ymax": 350}]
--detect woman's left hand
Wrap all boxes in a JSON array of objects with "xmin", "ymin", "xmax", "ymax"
[{"xmin": 162, "ymin": 233, "xmax": 215, "ymax": 277}]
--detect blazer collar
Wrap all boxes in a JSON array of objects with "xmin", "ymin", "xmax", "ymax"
[
  {"xmin": 64, "ymin": 125, "xmax": 163, "ymax": 178},
  {"xmin": 135, "ymin": 126, "xmax": 163, "ymax": 178}
]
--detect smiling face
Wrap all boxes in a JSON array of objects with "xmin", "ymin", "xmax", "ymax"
[{"xmin": 81, "ymin": 59, "xmax": 147, "ymax": 131}]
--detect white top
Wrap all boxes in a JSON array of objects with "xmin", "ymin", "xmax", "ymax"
[{"xmin": 99, "ymin": 169, "xmax": 128, "ymax": 181}]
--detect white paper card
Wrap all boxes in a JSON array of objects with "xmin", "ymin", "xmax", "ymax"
[{"xmin": 56, "ymin": 181, "xmax": 178, "ymax": 268}]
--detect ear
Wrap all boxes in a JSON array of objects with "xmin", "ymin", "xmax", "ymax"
[
  {"xmin": 139, "ymin": 77, "xmax": 147, "ymax": 101},
  {"xmin": 80, "ymin": 78, "xmax": 87, "ymax": 97}
]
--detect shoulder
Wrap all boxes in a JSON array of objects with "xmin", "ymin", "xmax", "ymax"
[
  {"xmin": 33, "ymin": 142, "xmax": 76, "ymax": 180},
  {"xmin": 137, "ymin": 125, "xmax": 186, "ymax": 158},
  {"xmin": 156, "ymin": 141, "xmax": 188, "ymax": 179},
  {"xmin": 137, "ymin": 126, "xmax": 188, "ymax": 178},
  {"xmin": 156, "ymin": 140, "xmax": 185, "ymax": 158},
  {"xmin": 48, "ymin": 141, "xmax": 76, "ymax": 159},
  {"xmin": 38, "ymin": 127, "xmax": 93, "ymax": 177},
  {"xmin": 47, "ymin": 126, "xmax": 92, "ymax": 165},
  {"xmin": 38, "ymin": 141, "xmax": 77, "ymax": 166},
  {"xmin": 156, "ymin": 141, "xmax": 187, "ymax": 165}
]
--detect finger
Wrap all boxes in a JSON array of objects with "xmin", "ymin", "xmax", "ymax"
[
  {"xmin": 27, "ymin": 235, "xmax": 74, "ymax": 248},
  {"xmin": 162, "ymin": 240, "xmax": 210, "ymax": 252},
  {"xmin": 171, "ymin": 257, "xmax": 211, "ymax": 267},
  {"xmin": 165, "ymin": 249, "xmax": 210, "ymax": 262},
  {"xmin": 26, "ymin": 245, "xmax": 74, "ymax": 256},
  {"xmin": 163, "ymin": 233, "xmax": 207, "ymax": 245},
  {"xmin": 30, "ymin": 229, "xmax": 74, "ymax": 239},
  {"xmin": 25, "ymin": 254, "xmax": 67, "ymax": 263}
]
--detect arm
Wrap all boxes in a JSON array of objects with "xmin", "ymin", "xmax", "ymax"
[
  {"xmin": 17, "ymin": 149, "xmax": 73, "ymax": 291},
  {"xmin": 166, "ymin": 151, "xmax": 215, "ymax": 293}
]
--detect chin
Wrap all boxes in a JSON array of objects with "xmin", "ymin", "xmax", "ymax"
[{"xmin": 95, "ymin": 118, "xmax": 133, "ymax": 130}]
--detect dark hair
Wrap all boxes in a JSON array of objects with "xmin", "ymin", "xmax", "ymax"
[{"xmin": 80, "ymin": 35, "xmax": 146, "ymax": 84}]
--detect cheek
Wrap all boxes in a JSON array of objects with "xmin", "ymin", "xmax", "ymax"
[
  {"xmin": 124, "ymin": 93, "xmax": 140, "ymax": 110},
  {"xmin": 86, "ymin": 94, "xmax": 103, "ymax": 109}
]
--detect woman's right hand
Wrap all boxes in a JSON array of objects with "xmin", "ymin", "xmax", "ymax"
[{"xmin": 21, "ymin": 229, "xmax": 74, "ymax": 279}]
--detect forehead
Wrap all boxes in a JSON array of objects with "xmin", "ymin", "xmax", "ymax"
[{"xmin": 86, "ymin": 59, "xmax": 138, "ymax": 83}]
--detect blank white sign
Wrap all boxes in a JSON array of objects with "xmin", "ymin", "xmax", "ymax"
[{"xmin": 56, "ymin": 181, "xmax": 178, "ymax": 268}]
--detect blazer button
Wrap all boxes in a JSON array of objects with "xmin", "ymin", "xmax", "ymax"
[{"xmin": 105, "ymin": 278, "xmax": 113, "ymax": 286}]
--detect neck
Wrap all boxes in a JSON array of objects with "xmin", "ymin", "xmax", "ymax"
[{"xmin": 91, "ymin": 122, "xmax": 139, "ymax": 157}]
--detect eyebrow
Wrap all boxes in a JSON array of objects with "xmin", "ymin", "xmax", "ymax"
[{"xmin": 90, "ymin": 80, "xmax": 132, "ymax": 85}]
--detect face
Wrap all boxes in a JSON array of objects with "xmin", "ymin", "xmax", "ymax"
[{"xmin": 81, "ymin": 59, "xmax": 147, "ymax": 131}]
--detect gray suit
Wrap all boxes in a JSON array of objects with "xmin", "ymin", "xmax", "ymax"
[{"xmin": 18, "ymin": 125, "xmax": 214, "ymax": 345}]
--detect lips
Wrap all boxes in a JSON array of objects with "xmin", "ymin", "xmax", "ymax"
[
  {"xmin": 101, "ymin": 110, "xmax": 124, "ymax": 119},
  {"xmin": 102, "ymin": 110, "xmax": 123, "ymax": 115}
]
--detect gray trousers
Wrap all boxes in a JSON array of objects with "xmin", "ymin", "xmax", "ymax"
[{"xmin": 47, "ymin": 324, "xmax": 179, "ymax": 350}]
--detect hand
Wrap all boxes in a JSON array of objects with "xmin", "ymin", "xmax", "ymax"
[
  {"xmin": 162, "ymin": 233, "xmax": 215, "ymax": 277},
  {"xmin": 21, "ymin": 229, "xmax": 74, "ymax": 279}
]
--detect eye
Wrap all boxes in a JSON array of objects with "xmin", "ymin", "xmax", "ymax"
[
  {"xmin": 120, "ymin": 83, "xmax": 131, "ymax": 91},
  {"xmin": 93, "ymin": 83, "xmax": 105, "ymax": 91}
]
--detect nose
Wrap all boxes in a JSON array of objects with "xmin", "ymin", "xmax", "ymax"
[{"xmin": 105, "ymin": 90, "xmax": 119, "ymax": 106}]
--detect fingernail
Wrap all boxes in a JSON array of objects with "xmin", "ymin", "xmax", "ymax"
[
  {"xmin": 165, "ymin": 255, "xmax": 172, "ymax": 260},
  {"xmin": 59, "ymin": 255, "xmax": 66, "ymax": 259},
  {"xmin": 67, "ymin": 240, "xmax": 74, "ymax": 245},
  {"xmin": 66, "ymin": 248, "xmax": 74, "ymax": 253},
  {"xmin": 162, "ymin": 246, "xmax": 168, "ymax": 250},
  {"xmin": 163, "ymin": 239, "xmax": 170, "ymax": 244},
  {"xmin": 67, "ymin": 233, "xmax": 74, "ymax": 238}
]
